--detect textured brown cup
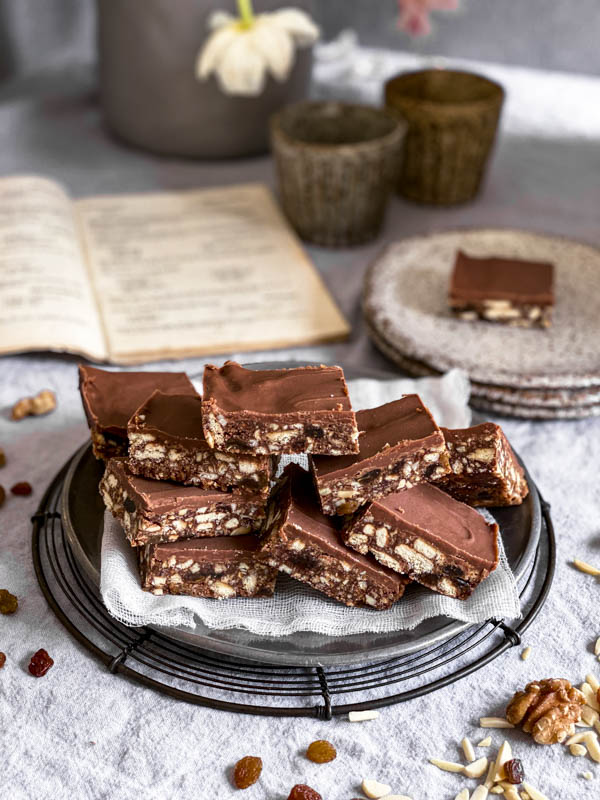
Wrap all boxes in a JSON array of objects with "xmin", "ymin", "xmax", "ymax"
[
  {"xmin": 385, "ymin": 69, "xmax": 504, "ymax": 205},
  {"xmin": 270, "ymin": 102, "xmax": 406, "ymax": 247}
]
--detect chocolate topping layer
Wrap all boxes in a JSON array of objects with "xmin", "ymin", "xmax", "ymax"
[
  {"xmin": 312, "ymin": 395, "xmax": 441, "ymax": 478},
  {"xmin": 450, "ymin": 250, "xmax": 554, "ymax": 304},
  {"xmin": 203, "ymin": 361, "xmax": 352, "ymax": 414},
  {"xmin": 79, "ymin": 365, "xmax": 196, "ymax": 436},
  {"xmin": 108, "ymin": 458, "xmax": 264, "ymax": 514},
  {"xmin": 278, "ymin": 465, "xmax": 404, "ymax": 590},
  {"xmin": 372, "ymin": 483, "xmax": 498, "ymax": 568},
  {"xmin": 150, "ymin": 534, "xmax": 261, "ymax": 562},
  {"xmin": 130, "ymin": 390, "xmax": 208, "ymax": 447}
]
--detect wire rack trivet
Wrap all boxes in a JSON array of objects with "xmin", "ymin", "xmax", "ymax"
[{"xmin": 32, "ymin": 457, "xmax": 555, "ymax": 719}]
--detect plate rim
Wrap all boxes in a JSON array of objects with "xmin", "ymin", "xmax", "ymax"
[{"xmin": 60, "ymin": 360, "xmax": 542, "ymax": 666}]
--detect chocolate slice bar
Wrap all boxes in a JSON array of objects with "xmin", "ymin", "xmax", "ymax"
[
  {"xmin": 259, "ymin": 465, "xmax": 408, "ymax": 609},
  {"xmin": 343, "ymin": 483, "xmax": 498, "ymax": 599},
  {"xmin": 310, "ymin": 395, "xmax": 450, "ymax": 516},
  {"xmin": 79, "ymin": 365, "xmax": 196, "ymax": 459},
  {"xmin": 128, "ymin": 391, "xmax": 273, "ymax": 495},
  {"xmin": 202, "ymin": 361, "xmax": 359, "ymax": 455},
  {"xmin": 435, "ymin": 423, "xmax": 529, "ymax": 507},
  {"xmin": 140, "ymin": 536, "xmax": 277, "ymax": 599},
  {"xmin": 100, "ymin": 458, "xmax": 266, "ymax": 547},
  {"xmin": 449, "ymin": 250, "xmax": 554, "ymax": 328}
]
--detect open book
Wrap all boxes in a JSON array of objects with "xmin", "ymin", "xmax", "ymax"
[{"xmin": 0, "ymin": 176, "xmax": 349, "ymax": 364}]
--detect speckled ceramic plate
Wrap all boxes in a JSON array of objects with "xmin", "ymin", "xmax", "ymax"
[
  {"xmin": 365, "ymin": 319, "xmax": 600, "ymax": 420},
  {"xmin": 60, "ymin": 362, "xmax": 542, "ymax": 666},
  {"xmin": 364, "ymin": 229, "xmax": 600, "ymax": 391}
]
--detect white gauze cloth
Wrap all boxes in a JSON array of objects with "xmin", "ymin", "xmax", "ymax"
[{"xmin": 100, "ymin": 369, "xmax": 521, "ymax": 635}]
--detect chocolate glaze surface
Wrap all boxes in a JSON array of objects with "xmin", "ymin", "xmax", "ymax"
[
  {"xmin": 312, "ymin": 395, "xmax": 441, "ymax": 478},
  {"xmin": 372, "ymin": 484, "xmax": 498, "ymax": 568},
  {"xmin": 79, "ymin": 365, "xmax": 196, "ymax": 436},
  {"xmin": 450, "ymin": 250, "xmax": 554, "ymax": 304},
  {"xmin": 203, "ymin": 361, "xmax": 352, "ymax": 414},
  {"xmin": 130, "ymin": 390, "xmax": 208, "ymax": 447},
  {"xmin": 278, "ymin": 465, "xmax": 405, "ymax": 589},
  {"xmin": 151, "ymin": 535, "xmax": 261, "ymax": 561},
  {"xmin": 108, "ymin": 458, "xmax": 264, "ymax": 514}
]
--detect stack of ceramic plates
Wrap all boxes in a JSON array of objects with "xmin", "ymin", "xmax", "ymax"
[{"xmin": 363, "ymin": 229, "xmax": 600, "ymax": 419}]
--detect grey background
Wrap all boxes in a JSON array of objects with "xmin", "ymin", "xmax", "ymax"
[{"xmin": 0, "ymin": 0, "xmax": 598, "ymax": 84}]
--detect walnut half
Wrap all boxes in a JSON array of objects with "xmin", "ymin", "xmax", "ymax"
[{"xmin": 506, "ymin": 678, "xmax": 586, "ymax": 744}]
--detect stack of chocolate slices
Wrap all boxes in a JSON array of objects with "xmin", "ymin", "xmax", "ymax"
[{"xmin": 80, "ymin": 361, "xmax": 528, "ymax": 611}]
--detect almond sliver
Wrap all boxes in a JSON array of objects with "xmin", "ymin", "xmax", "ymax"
[{"xmin": 429, "ymin": 758, "xmax": 465, "ymax": 773}]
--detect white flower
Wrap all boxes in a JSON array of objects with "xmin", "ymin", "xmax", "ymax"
[{"xmin": 196, "ymin": 3, "xmax": 319, "ymax": 97}]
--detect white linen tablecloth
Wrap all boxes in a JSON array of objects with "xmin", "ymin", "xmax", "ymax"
[{"xmin": 2, "ymin": 47, "xmax": 600, "ymax": 799}]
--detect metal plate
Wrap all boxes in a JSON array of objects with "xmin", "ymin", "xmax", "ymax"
[{"xmin": 61, "ymin": 362, "xmax": 541, "ymax": 666}]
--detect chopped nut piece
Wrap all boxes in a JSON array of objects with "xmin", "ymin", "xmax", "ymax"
[
  {"xmin": 471, "ymin": 787, "xmax": 489, "ymax": 800},
  {"xmin": 584, "ymin": 731, "xmax": 600, "ymax": 762},
  {"xmin": 581, "ymin": 707, "xmax": 599, "ymax": 726},
  {"xmin": 429, "ymin": 758, "xmax": 465, "ymax": 773},
  {"xmin": 582, "ymin": 771, "xmax": 593, "ymax": 780},
  {"xmin": 521, "ymin": 782, "xmax": 549, "ymax": 800},
  {"xmin": 570, "ymin": 743, "xmax": 587, "ymax": 756},
  {"xmin": 521, "ymin": 646, "xmax": 532, "ymax": 661},
  {"xmin": 573, "ymin": 559, "xmax": 600, "ymax": 576},
  {"xmin": 348, "ymin": 710, "xmax": 380, "ymax": 722},
  {"xmin": 480, "ymin": 718, "xmax": 515, "ymax": 729},
  {"xmin": 455, "ymin": 790, "xmax": 471, "ymax": 800},
  {"xmin": 581, "ymin": 682, "xmax": 600, "ymax": 712},
  {"xmin": 361, "ymin": 778, "xmax": 392, "ymax": 799},
  {"xmin": 462, "ymin": 737, "xmax": 476, "ymax": 762},
  {"xmin": 477, "ymin": 737, "xmax": 492, "ymax": 747},
  {"xmin": 11, "ymin": 389, "xmax": 56, "ymax": 420},
  {"xmin": 483, "ymin": 761, "xmax": 496, "ymax": 789},
  {"xmin": 506, "ymin": 678, "xmax": 585, "ymax": 744},
  {"xmin": 566, "ymin": 732, "xmax": 587, "ymax": 746},
  {"xmin": 586, "ymin": 673, "xmax": 600, "ymax": 693},
  {"xmin": 493, "ymin": 741, "xmax": 512, "ymax": 782},
  {"xmin": 464, "ymin": 757, "xmax": 489, "ymax": 779}
]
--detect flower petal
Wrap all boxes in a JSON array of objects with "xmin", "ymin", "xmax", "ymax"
[
  {"xmin": 250, "ymin": 20, "xmax": 294, "ymax": 82},
  {"xmin": 207, "ymin": 11, "xmax": 235, "ymax": 30},
  {"xmin": 216, "ymin": 34, "xmax": 267, "ymax": 96},
  {"xmin": 196, "ymin": 25, "xmax": 238, "ymax": 80},
  {"xmin": 269, "ymin": 8, "xmax": 320, "ymax": 46}
]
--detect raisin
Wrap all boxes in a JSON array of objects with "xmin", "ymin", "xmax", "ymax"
[
  {"xmin": 306, "ymin": 739, "xmax": 337, "ymax": 763},
  {"xmin": 0, "ymin": 589, "xmax": 18, "ymax": 614},
  {"xmin": 305, "ymin": 425, "xmax": 325, "ymax": 439},
  {"xmin": 28, "ymin": 649, "xmax": 54, "ymax": 677},
  {"xmin": 233, "ymin": 755, "xmax": 262, "ymax": 789},
  {"xmin": 124, "ymin": 497, "xmax": 136, "ymax": 514},
  {"xmin": 287, "ymin": 786, "xmax": 322, "ymax": 800},
  {"xmin": 0, "ymin": 652, "xmax": 6, "ymax": 668},
  {"xmin": 504, "ymin": 758, "xmax": 525, "ymax": 784},
  {"xmin": 11, "ymin": 481, "xmax": 32, "ymax": 496}
]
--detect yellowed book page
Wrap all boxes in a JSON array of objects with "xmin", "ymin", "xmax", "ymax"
[
  {"xmin": 74, "ymin": 183, "xmax": 349, "ymax": 364},
  {"xmin": 0, "ymin": 175, "xmax": 106, "ymax": 360}
]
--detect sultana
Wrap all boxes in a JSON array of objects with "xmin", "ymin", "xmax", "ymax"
[
  {"xmin": 306, "ymin": 739, "xmax": 337, "ymax": 763},
  {"xmin": 233, "ymin": 755, "xmax": 262, "ymax": 789}
]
